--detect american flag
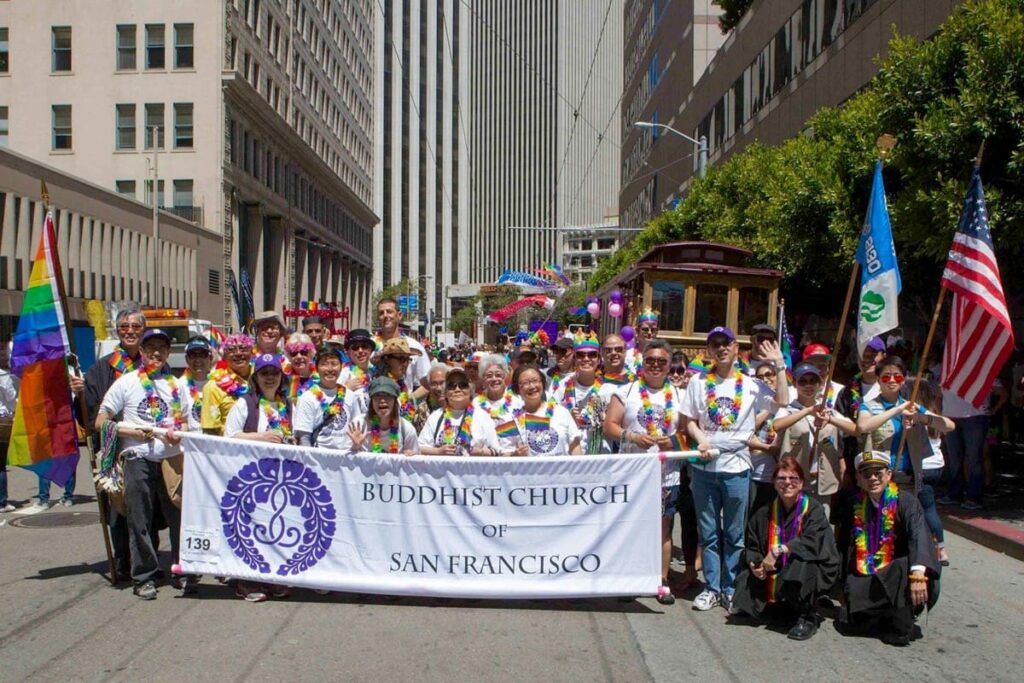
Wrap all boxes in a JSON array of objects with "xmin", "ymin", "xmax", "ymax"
[{"xmin": 940, "ymin": 167, "xmax": 1015, "ymax": 408}]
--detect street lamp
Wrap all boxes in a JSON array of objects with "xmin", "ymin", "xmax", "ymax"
[{"xmin": 634, "ymin": 121, "xmax": 708, "ymax": 178}]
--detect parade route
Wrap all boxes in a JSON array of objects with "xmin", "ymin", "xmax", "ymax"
[{"xmin": 2, "ymin": 458, "xmax": 1022, "ymax": 683}]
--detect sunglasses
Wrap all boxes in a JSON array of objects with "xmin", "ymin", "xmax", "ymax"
[
  {"xmin": 859, "ymin": 467, "xmax": 887, "ymax": 479},
  {"xmin": 347, "ymin": 342, "xmax": 375, "ymax": 351},
  {"xmin": 286, "ymin": 346, "xmax": 315, "ymax": 356},
  {"xmin": 775, "ymin": 476, "xmax": 802, "ymax": 483},
  {"xmin": 576, "ymin": 351, "xmax": 599, "ymax": 359},
  {"xmin": 755, "ymin": 371, "xmax": 776, "ymax": 380},
  {"xmin": 602, "ymin": 346, "xmax": 625, "ymax": 354},
  {"xmin": 796, "ymin": 377, "xmax": 821, "ymax": 386},
  {"xmin": 118, "ymin": 323, "xmax": 144, "ymax": 332},
  {"xmin": 880, "ymin": 373, "xmax": 905, "ymax": 384},
  {"xmin": 446, "ymin": 381, "xmax": 470, "ymax": 390},
  {"xmin": 668, "ymin": 366, "xmax": 687, "ymax": 375},
  {"xmin": 643, "ymin": 357, "xmax": 669, "ymax": 368}
]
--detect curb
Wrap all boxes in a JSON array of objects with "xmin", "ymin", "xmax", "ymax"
[{"xmin": 940, "ymin": 510, "xmax": 1024, "ymax": 562}]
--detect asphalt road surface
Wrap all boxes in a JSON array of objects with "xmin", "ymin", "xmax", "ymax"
[{"xmin": 2, "ymin": 457, "xmax": 1022, "ymax": 683}]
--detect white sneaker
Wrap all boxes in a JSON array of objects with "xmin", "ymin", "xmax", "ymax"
[
  {"xmin": 60, "ymin": 497, "xmax": 74, "ymax": 507},
  {"xmin": 0, "ymin": 503, "xmax": 16, "ymax": 513},
  {"xmin": 692, "ymin": 589, "xmax": 720, "ymax": 611},
  {"xmin": 14, "ymin": 502, "xmax": 51, "ymax": 515}
]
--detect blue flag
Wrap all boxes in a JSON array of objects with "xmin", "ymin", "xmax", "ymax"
[{"xmin": 855, "ymin": 161, "xmax": 901, "ymax": 354}]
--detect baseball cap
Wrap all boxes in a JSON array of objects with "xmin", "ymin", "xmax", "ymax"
[
  {"xmin": 750, "ymin": 324, "xmax": 777, "ymax": 338},
  {"xmin": 792, "ymin": 362, "xmax": 822, "ymax": 379},
  {"xmin": 802, "ymin": 343, "xmax": 832, "ymax": 361},
  {"xmin": 368, "ymin": 376, "xmax": 400, "ymax": 398},
  {"xmin": 855, "ymin": 450, "xmax": 892, "ymax": 471},
  {"xmin": 253, "ymin": 311, "xmax": 286, "ymax": 332},
  {"xmin": 254, "ymin": 353, "xmax": 283, "ymax": 373},
  {"xmin": 141, "ymin": 328, "xmax": 171, "ymax": 345},
  {"xmin": 550, "ymin": 337, "xmax": 574, "ymax": 351},
  {"xmin": 866, "ymin": 336, "xmax": 886, "ymax": 352},
  {"xmin": 344, "ymin": 328, "xmax": 373, "ymax": 347},
  {"xmin": 185, "ymin": 336, "xmax": 213, "ymax": 354},
  {"xmin": 302, "ymin": 315, "xmax": 326, "ymax": 328},
  {"xmin": 707, "ymin": 326, "xmax": 736, "ymax": 343}
]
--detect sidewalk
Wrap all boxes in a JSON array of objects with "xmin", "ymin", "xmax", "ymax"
[{"xmin": 938, "ymin": 463, "xmax": 1024, "ymax": 562}]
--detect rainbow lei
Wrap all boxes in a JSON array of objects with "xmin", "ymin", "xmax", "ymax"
[
  {"xmin": 848, "ymin": 374, "xmax": 863, "ymax": 418},
  {"xmin": 346, "ymin": 363, "xmax": 369, "ymax": 389},
  {"xmin": 259, "ymin": 397, "xmax": 292, "ymax": 438},
  {"xmin": 369, "ymin": 414, "xmax": 400, "ymax": 453},
  {"xmin": 561, "ymin": 374, "xmax": 603, "ymax": 427},
  {"xmin": 853, "ymin": 482, "xmax": 899, "ymax": 575},
  {"xmin": 765, "ymin": 493, "xmax": 810, "ymax": 602},
  {"xmin": 441, "ymin": 405, "xmax": 474, "ymax": 447},
  {"xmin": 108, "ymin": 346, "xmax": 138, "ymax": 378},
  {"xmin": 393, "ymin": 375, "xmax": 416, "ymax": 418},
  {"xmin": 182, "ymin": 370, "xmax": 203, "ymax": 416},
  {"xmin": 639, "ymin": 379, "xmax": 674, "ymax": 436},
  {"xmin": 705, "ymin": 370, "xmax": 744, "ymax": 428},
  {"xmin": 210, "ymin": 367, "xmax": 249, "ymax": 399},
  {"xmin": 600, "ymin": 369, "xmax": 635, "ymax": 386},
  {"xmin": 309, "ymin": 383, "xmax": 346, "ymax": 421},
  {"xmin": 138, "ymin": 367, "xmax": 183, "ymax": 428},
  {"xmin": 821, "ymin": 381, "xmax": 836, "ymax": 410},
  {"xmin": 286, "ymin": 370, "xmax": 319, "ymax": 402},
  {"xmin": 475, "ymin": 390, "xmax": 515, "ymax": 419},
  {"xmin": 549, "ymin": 372, "xmax": 563, "ymax": 394}
]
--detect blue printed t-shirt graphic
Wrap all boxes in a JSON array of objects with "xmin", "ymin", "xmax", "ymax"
[{"xmin": 855, "ymin": 161, "xmax": 901, "ymax": 353}]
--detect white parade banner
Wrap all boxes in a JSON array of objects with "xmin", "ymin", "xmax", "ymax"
[{"xmin": 176, "ymin": 433, "xmax": 663, "ymax": 599}]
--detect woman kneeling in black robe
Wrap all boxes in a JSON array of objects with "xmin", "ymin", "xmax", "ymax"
[
  {"xmin": 733, "ymin": 457, "xmax": 840, "ymax": 640},
  {"xmin": 834, "ymin": 450, "xmax": 940, "ymax": 646}
]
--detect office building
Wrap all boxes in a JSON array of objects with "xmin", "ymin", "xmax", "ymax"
[{"xmin": 0, "ymin": 0, "xmax": 377, "ymax": 329}]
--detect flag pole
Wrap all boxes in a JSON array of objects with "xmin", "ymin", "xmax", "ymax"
[
  {"xmin": 42, "ymin": 181, "xmax": 119, "ymax": 585},
  {"xmin": 811, "ymin": 135, "xmax": 897, "ymax": 456},
  {"xmin": 893, "ymin": 140, "xmax": 986, "ymax": 461}
]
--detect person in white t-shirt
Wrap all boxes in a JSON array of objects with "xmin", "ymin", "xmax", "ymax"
[
  {"xmin": 604, "ymin": 339, "xmax": 683, "ymax": 605},
  {"xmin": 294, "ymin": 347, "xmax": 364, "ymax": 452},
  {"xmin": 373, "ymin": 298, "xmax": 430, "ymax": 394},
  {"xmin": 224, "ymin": 354, "xmax": 294, "ymax": 443},
  {"xmin": 512, "ymin": 365, "xmax": 581, "ymax": 456},
  {"xmin": 418, "ymin": 368, "xmax": 501, "ymax": 456},
  {"xmin": 474, "ymin": 354, "xmax": 525, "ymax": 455},
  {"xmin": 94, "ymin": 329, "xmax": 194, "ymax": 600},
  {"xmin": 681, "ymin": 326, "xmax": 789, "ymax": 613},
  {"xmin": 348, "ymin": 377, "xmax": 419, "ymax": 454}
]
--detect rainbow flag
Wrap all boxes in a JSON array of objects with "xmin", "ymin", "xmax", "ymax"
[
  {"xmin": 524, "ymin": 414, "xmax": 551, "ymax": 432},
  {"xmin": 8, "ymin": 212, "xmax": 79, "ymax": 486},
  {"xmin": 495, "ymin": 420, "xmax": 520, "ymax": 439}
]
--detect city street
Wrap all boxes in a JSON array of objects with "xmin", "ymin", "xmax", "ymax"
[{"xmin": 1, "ymin": 456, "xmax": 1022, "ymax": 683}]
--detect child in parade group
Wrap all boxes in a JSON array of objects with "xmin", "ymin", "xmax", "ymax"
[{"xmin": 348, "ymin": 377, "xmax": 420, "ymax": 455}]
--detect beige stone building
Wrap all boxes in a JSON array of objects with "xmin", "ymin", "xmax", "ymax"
[{"xmin": 0, "ymin": 0, "xmax": 376, "ymax": 330}]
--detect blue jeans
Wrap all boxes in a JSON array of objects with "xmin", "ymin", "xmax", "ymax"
[
  {"xmin": 38, "ymin": 473, "xmax": 76, "ymax": 504},
  {"xmin": 919, "ymin": 468, "xmax": 945, "ymax": 544},
  {"xmin": 691, "ymin": 467, "xmax": 750, "ymax": 595},
  {"xmin": 945, "ymin": 415, "xmax": 987, "ymax": 503}
]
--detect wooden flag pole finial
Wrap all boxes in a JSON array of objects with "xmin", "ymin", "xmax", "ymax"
[
  {"xmin": 974, "ymin": 139, "xmax": 987, "ymax": 168},
  {"xmin": 876, "ymin": 134, "xmax": 897, "ymax": 159},
  {"xmin": 41, "ymin": 180, "xmax": 51, "ymax": 210}
]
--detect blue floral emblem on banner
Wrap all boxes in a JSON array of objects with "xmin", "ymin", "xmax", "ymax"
[{"xmin": 220, "ymin": 458, "xmax": 336, "ymax": 576}]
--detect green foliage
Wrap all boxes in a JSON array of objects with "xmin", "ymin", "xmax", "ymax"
[
  {"xmin": 593, "ymin": 0, "xmax": 1024, "ymax": 307},
  {"xmin": 713, "ymin": 0, "xmax": 755, "ymax": 33}
]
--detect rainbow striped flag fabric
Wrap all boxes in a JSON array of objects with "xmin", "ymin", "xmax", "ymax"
[
  {"xmin": 8, "ymin": 212, "xmax": 79, "ymax": 486},
  {"xmin": 495, "ymin": 420, "xmax": 520, "ymax": 439}
]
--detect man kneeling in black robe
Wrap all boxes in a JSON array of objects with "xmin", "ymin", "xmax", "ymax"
[
  {"xmin": 835, "ymin": 450, "xmax": 940, "ymax": 646},
  {"xmin": 733, "ymin": 457, "xmax": 840, "ymax": 640}
]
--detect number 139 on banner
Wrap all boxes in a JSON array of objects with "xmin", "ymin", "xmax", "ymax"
[{"xmin": 181, "ymin": 528, "xmax": 220, "ymax": 561}]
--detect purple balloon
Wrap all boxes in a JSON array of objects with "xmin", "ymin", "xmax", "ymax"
[
  {"xmin": 587, "ymin": 301, "xmax": 600, "ymax": 317},
  {"xmin": 610, "ymin": 289, "xmax": 623, "ymax": 304},
  {"xmin": 608, "ymin": 302, "xmax": 622, "ymax": 318},
  {"xmin": 620, "ymin": 325, "xmax": 635, "ymax": 343}
]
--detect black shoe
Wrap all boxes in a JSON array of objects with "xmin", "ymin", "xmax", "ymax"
[
  {"xmin": 133, "ymin": 581, "xmax": 158, "ymax": 600},
  {"xmin": 787, "ymin": 616, "xmax": 819, "ymax": 641},
  {"xmin": 656, "ymin": 585, "xmax": 676, "ymax": 605},
  {"xmin": 880, "ymin": 629, "xmax": 911, "ymax": 647}
]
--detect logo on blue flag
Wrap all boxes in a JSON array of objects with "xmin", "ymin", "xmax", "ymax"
[{"xmin": 855, "ymin": 161, "xmax": 901, "ymax": 353}]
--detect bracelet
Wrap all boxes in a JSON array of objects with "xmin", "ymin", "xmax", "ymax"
[{"xmin": 909, "ymin": 574, "xmax": 928, "ymax": 583}]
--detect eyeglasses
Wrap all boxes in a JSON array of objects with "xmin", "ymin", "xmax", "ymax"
[
  {"xmin": 859, "ymin": 467, "xmax": 887, "ymax": 479},
  {"xmin": 643, "ymin": 357, "xmax": 669, "ymax": 368},
  {"xmin": 755, "ymin": 370, "xmax": 776, "ymax": 380},
  {"xmin": 286, "ymin": 346, "xmax": 315, "ymax": 356},
  {"xmin": 348, "ymin": 343, "xmax": 374, "ymax": 352},
  {"xmin": 518, "ymin": 378, "xmax": 544, "ymax": 388},
  {"xmin": 118, "ymin": 323, "xmax": 144, "ymax": 332},
  {"xmin": 775, "ymin": 476, "xmax": 802, "ymax": 483},
  {"xmin": 602, "ymin": 346, "xmax": 625, "ymax": 354},
  {"xmin": 446, "ymin": 381, "xmax": 470, "ymax": 390},
  {"xmin": 576, "ymin": 351, "xmax": 599, "ymax": 359},
  {"xmin": 880, "ymin": 373, "xmax": 905, "ymax": 384},
  {"xmin": 708, "ymin": 340, "xmax": 731, "ymax": 350}
]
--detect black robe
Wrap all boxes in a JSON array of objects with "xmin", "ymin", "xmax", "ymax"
[
  {"xmin": 733, "ymin": 496, "xmax": 840, "ymax": 618},
  {"xmin": 834, "ymin": 489, "xmax": 941, "ymax": 621}
]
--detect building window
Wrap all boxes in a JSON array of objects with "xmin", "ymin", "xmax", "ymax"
[
  {"xmin": 173, "ymin": 179, "xmax": 193, "ymax": 207},
  {"xmin": 144, "ymin": 179, "xmax": 165, "ymax": 207},
  {"xmin": 174, "ymin": 102, "xmax": 193, "ymax": 148},
  {"xmin": 0, "ymin": 106, "xmax": 8, "ymax": 147},
  {"xmin": 145, "ymin": 24, "xmax": 165, "ymax": 69},
  {"xmin": 693, "ymin": 284, "xmax": 729, "ymax": 334},
  {"xmin": 116, "ymin": 25, "xmax": 136, "ymax": 70},
  {"xmin": 52, "ymin": 104, "xmax": 72, "ymax": 150},
  {"xmin": 174, "ymin": 23, "xmax": 193, "ymax": 68},
  {"xmin": 52, "ymin": 26, "xmax": 72, "ymax": 72},
  {"xmin": 0, "ymin": 28, "xmax": 9, "ymax": 73},
  {"xmin": 144, "ymin": 103, "xmax": 164, "ymax": 148},
  {"xmin": 115, "ymin": 180, "xmax": 136, "ymax": 198},
  {"xmin": 737, "ymin": 287, "xmax": 771, "ymax": 336},
  {"xmin": 115, "ymin": 104, "xmax": 136, "ymax": 150}
]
